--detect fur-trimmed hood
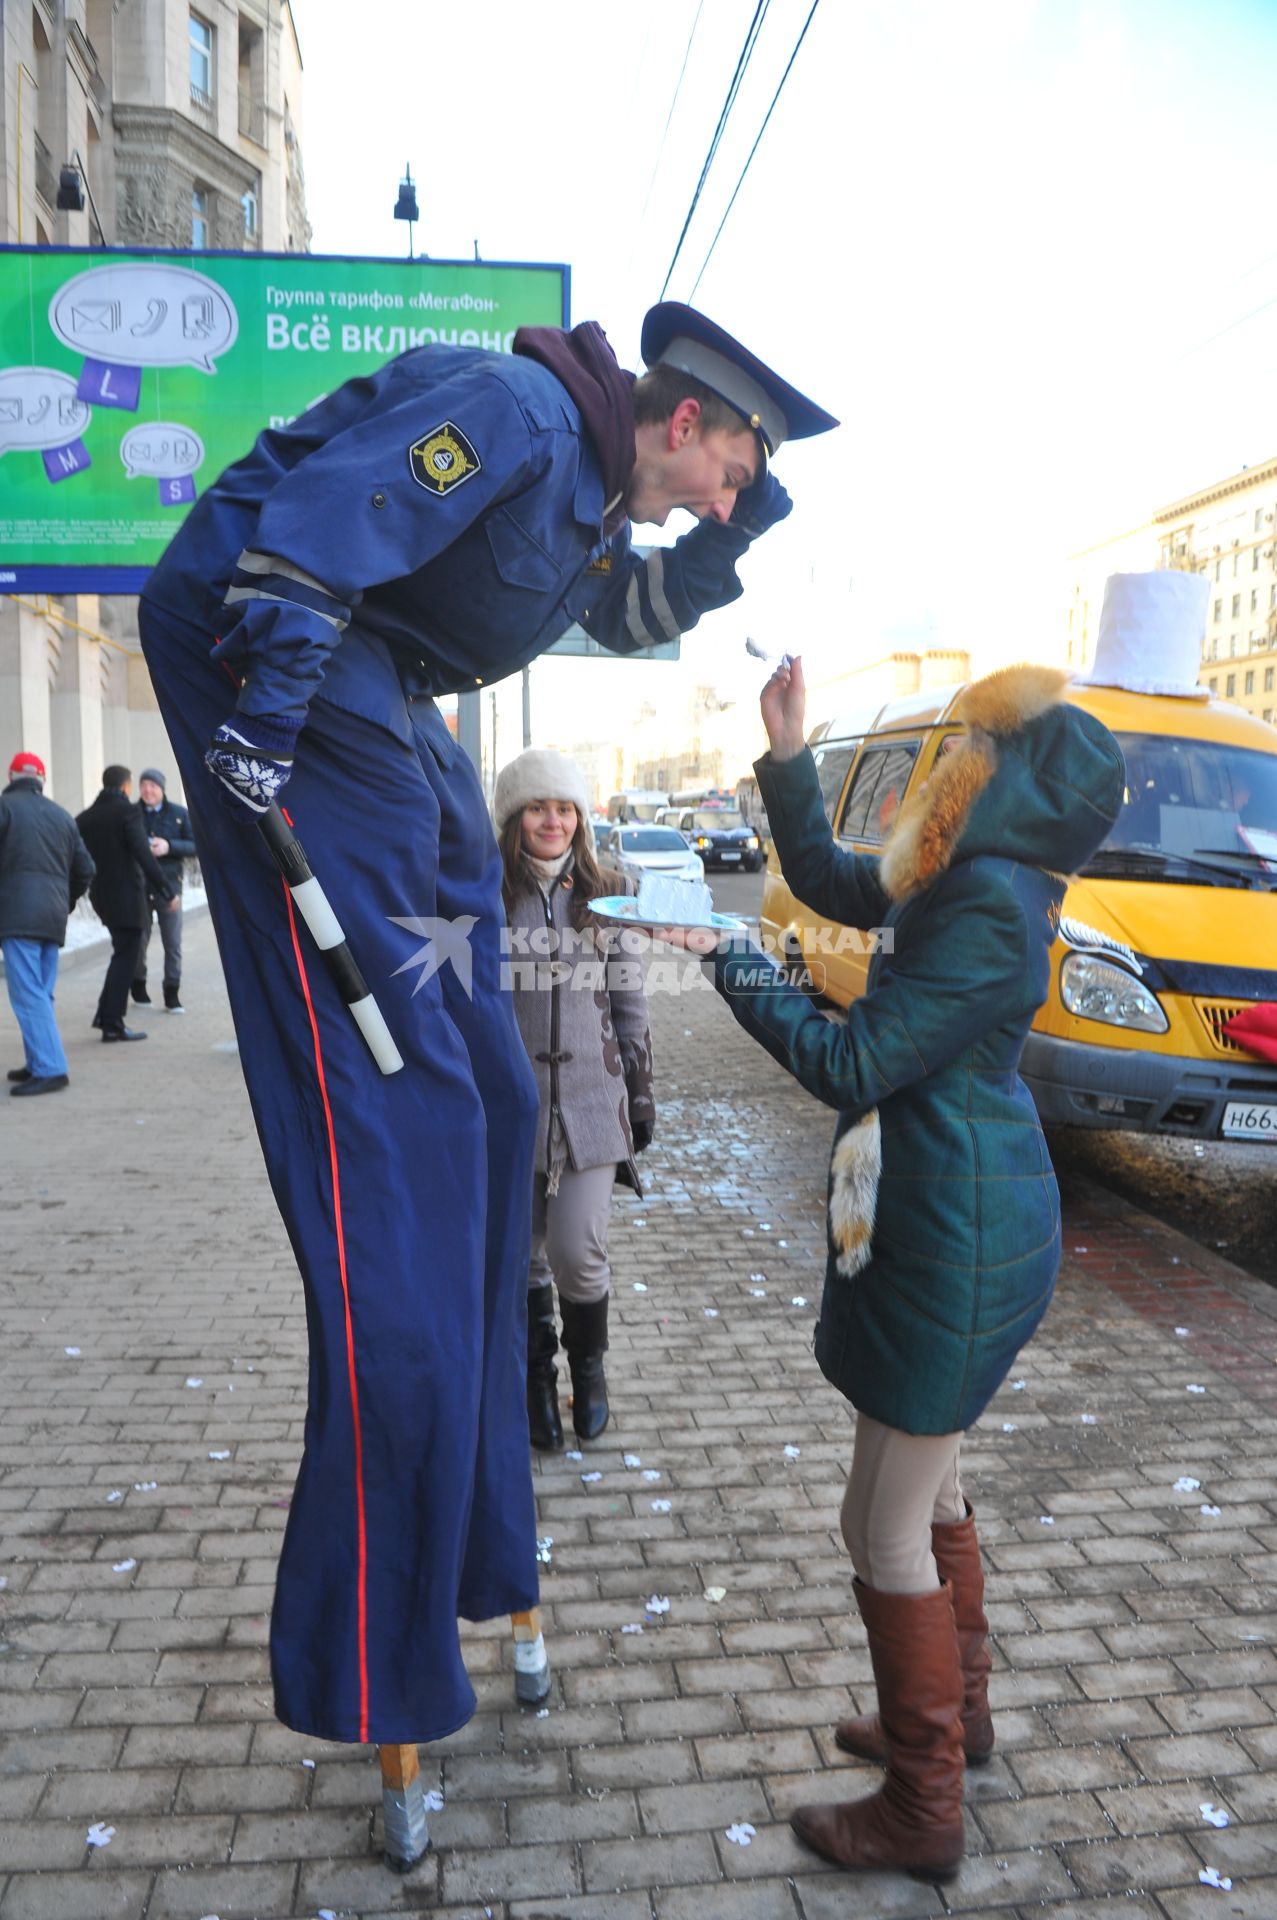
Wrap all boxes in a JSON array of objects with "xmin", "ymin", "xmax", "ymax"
[{"xmin": 879, "ymin": 664, "xmax": 1124, "ymax": 901}]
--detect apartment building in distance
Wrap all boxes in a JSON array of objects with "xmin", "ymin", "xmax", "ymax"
[
  {"xmin": 1065, "ymin": 455, "xmax": 1277, "ymax": 728},
  {"xmin": 0, "ymin": 0, "xmax": 308, "ymax": 809}
]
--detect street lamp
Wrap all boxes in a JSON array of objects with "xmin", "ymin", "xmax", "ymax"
[
  {"xmin": 393, "ymin": 163, "xmax": 419, "ymax": 258},
  {"xmin": 56, "ymin": 148, "xmax": 106, "ymax": 243}
]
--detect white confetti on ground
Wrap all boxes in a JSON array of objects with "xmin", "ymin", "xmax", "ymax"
[
  {"xmin": 784, "ymin": 1445, "xmax": 801, "ymax": 1459},
  {"xmin": 423, "ymin": 1788, "xmax": 444, "ymax": 1811},
  {"xmin": 621, "ymin": 1623, "xmax": 644, "ymax": 1635},
  {"xmin": 133, "ymin": 1481, "xmax": 157, "ymax": 1493},
  {"xmin": 634, "ymin": 1219, "xmax": 646, "ymax": 1227},
  {"xmin": 704, "ymin": 1308, "xmax": 719, "ymax": 1318},
  {"xmin": 651, "ymin": 1500, "xmax": 672, "ymax": 1513},
  {"xmin": 106, "ymin": 1490, "xmax": 123, "ymax": 1504},
  {"xmin": 565, "ymin": 1449, "xmax": 583, "ymax": 1461},
  {"xmin": 632, "ymin": 1282, "xmax": 648, "ymax": 1292},
  {"xmin": 704, "ymin": 1586, "xmax": 727, "ymax": 1603},
  {"xmin": 642, "ymin": 1469, "xmax": 662, "ymax": 1482},
  {"xmin": 208, "ymin": 1450, "xmax": 231, "ymax": 1461},
  {"xmin": 1200, "ymin": 1504, "xmax": 1222, "ymax": 1517},
  {"xmin": 1012, "ymin": 1379, "xmax": 1026, "ymax": 1391},
  {"xmin": 536, "ymin": 1707, "xmax": 549, "ymax": 1718},
  {"xmin": 1175, "ymin": 1327, "xmax": 1190, "ymax": 1336},
  {"xmin": 112, "ymin": 1559, "xmax": 136, "ymax": 1574},
  {"xmin": 750, "ymin": 1288, "xmax": 766, "ymax": 1297},
  {"xmin": 64, "ymin": 1347, "xmax": 81, "ymax": 1357},
  {"xmin": 725, "ymin": 1822, "xmax": 756, "ymax": 1845},
  {"xmin": 623, "ymin": 1453, "xmax": 642, "ymax": 1467},
  {"xmin": 86, "ymin": 1822, "xmax": 115, "ymax": 1847},
  {"xmin": 1199, "ymin": 1867, "xmax": 1232, "ymax": 1890},
  {"xmin": 1174, "ymin": 1477, "xmax": 1201, "ymax": 1492},
  {"xmin": 1002, "ymin": 1423, "xmax": 1016, "ymax": 1434},
  {"xmin": 301, "ymin": 1759, "xmax": 315, "ymax": 1769},
  {"xmin": 750, "ymin": 1273, "xmax": 767, "ymax": 1284},
  {"xmin": 581, "ymin": 1471, "xmax": 603, "ymax": 1484},
  {"xmin": 1186, "ymin": 1384, "xmax": 1207, "ymax": 1394},
  {"xmin": 760, "ymin": 1223, "xmax": 771, "ymax": 1231},
  {"xmin": 646, "ymin": 1594, "xmax": 671, "ymax": 1614},
  {"xmin": 1199, "ymin": 1803, "xmax": 1230, "ymax": 1828},
  {"xmin": 790, "ymin": 1297, "xmax": 807, "ymax": 1308},
  {"xmin": 185, "ymin": 1377, "xmax": 203, "ymax": 1387},
  {"xmin": 1079, "ymin": 1414, "xmax": 1097, "ymax": 1425},
  {"xmin": 0, "ymin": 1577, "xmax": 6, "ymax": 1590},
  {"xmin": 1038, "ymin": 1516, "xmax": 1055, "ymax": 1526}
]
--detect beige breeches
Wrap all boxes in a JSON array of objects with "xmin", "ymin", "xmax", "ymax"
[{"xmin": 840, "ymin": 1412, "xmax": 967, "ymax": 1594}]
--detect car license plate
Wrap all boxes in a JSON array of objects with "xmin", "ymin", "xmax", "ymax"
[
  {"xmin": 1221, "ymin": 1100, "xmax": 1277, "ymax": 1140},
  {"xmin": 721, "ymin": 851, "xmax": 741, "ymax": 862}
]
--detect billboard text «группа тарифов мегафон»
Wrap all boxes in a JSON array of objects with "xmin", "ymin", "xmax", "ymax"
[{"xmin": 0, "ymin": 246, "xmax": 569, "ymax": 593}]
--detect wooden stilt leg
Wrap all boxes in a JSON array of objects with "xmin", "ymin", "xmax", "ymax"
[
  {"xmin": 378, "ymin": 1742, "xmax": 430, "ymax": 1872},
  {"xmin": 511, "ymin": 1606, "xmax": 551, "ymax": 1705}
]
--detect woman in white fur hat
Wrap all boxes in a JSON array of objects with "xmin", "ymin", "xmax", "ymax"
[{"xmin": 494, "ymin": 749, "xmax": 656, "ymax": 1449}]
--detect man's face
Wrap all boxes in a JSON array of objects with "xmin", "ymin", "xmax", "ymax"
[
  {"xmin": 628, "ymin": 400, "xmax": 761, "ymax": 528},
  {"xmin": 139, "ymin": 779, "xmax": 163, "ymax": 808}
]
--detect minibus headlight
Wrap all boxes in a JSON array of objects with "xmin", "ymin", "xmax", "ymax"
[{"xmin": 1059, "ymin": 954, "xmax": 1168, "ymax": 1033}]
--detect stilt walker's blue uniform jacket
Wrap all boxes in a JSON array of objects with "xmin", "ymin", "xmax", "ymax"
[{"xmin": 138, "ymin": 337, "xmax": 775, "ymax": 1743}]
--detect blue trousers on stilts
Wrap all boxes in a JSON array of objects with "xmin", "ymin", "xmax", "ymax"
[{"xmin": 138, "ymin": 602, "xmax": 541, "ymax": 1745}]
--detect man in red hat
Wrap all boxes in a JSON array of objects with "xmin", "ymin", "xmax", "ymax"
[{"xmin": 0, "ymin": 752, "xmax": 96, "ymax": 1096}]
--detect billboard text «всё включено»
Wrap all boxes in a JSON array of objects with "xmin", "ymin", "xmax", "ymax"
[{"xmin": 0, "ymin": 246, "xmax": 569, "ymax": 593}]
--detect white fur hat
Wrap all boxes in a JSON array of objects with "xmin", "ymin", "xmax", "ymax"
[{"xmin": 493, "ymin": 748, "xmax": 590, "ymax": 829}]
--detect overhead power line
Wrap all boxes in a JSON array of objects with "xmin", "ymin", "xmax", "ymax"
[
  {"xmin": 689, "ymin": 0, "xmax": 822, "ymax": 302},
  {"xmin": 642, "ymin": 0, "xmax": 706, "ymax": 221},
  {"xmin": 660, "ymin": 0, "xmax": 772, "ymax": 300}
]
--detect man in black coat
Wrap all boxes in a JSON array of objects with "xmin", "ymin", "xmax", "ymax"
[
  {"xmin": 75, "ymin": 766, "xmax": 175, "ymax": 1043},
  {"xmin": 133, "ymin": 767, "xmax": 197, "ymax": 1013},
  {"xmin": 0, "ymin": 752, "xmax": 96, "ymax": 1095}
]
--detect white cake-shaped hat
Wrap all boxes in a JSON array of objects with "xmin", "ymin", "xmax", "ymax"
[{"xmin": 1084, "ymin": 570, "xmax": 1209, "ymax": 699}]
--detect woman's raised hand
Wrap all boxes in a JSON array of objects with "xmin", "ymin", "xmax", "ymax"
[{"xmin": 759, "ymin": 652, "xmax": 807, "ymax": 762}]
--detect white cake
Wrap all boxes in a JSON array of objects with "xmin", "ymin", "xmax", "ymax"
[{"xmin": 636, "ymin": 872, "xmax": 714, "ymax": 925}]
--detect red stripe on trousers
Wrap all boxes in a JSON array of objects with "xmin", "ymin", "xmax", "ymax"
[{"xmin": 281, "ymin": 876, "xmax": 370, "ymax": 1742}]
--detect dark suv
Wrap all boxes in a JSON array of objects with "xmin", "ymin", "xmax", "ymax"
[{"xmin": 658, "ymin": 806, "xmax": 764, "ymax": 873}]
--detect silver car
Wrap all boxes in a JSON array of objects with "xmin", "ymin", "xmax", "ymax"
[{"xmin": 603, "ymin": 825, "xmax": 706, "ymax": 888}]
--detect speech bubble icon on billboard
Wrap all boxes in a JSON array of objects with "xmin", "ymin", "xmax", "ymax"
[
  {"xmin": 0, "ymin": 366, "xmax": 91, "ymax": 456},
  {"xmin": 49, "ymin": 263, "xmax": 238, "ymax": 372},
  {"xmin": 120, "ymin": 421, "xmax": 205, "ymax": 480}
]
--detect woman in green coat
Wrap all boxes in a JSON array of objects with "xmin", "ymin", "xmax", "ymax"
[{"xmin": 689, "ymin": 655, "xmax": 1123, "ymax": 1882}]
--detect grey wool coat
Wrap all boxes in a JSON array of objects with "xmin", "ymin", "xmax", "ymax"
[{"xmin": 507, "ymin": 863, "xmax": 655, "ymax": 1195}]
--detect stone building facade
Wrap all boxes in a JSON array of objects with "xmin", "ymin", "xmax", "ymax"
[{"xmin": 0, "ymin": 0, "xmax": 307, "ymax": 809}]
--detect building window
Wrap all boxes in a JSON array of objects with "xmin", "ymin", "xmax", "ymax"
[
  {"xmin": 1255, "ymin": 545, "xmax": 1262, "ymax": 571},
  {"xmin": 192, "ymin": 185, "xmax": 208, "ymax": 248},
  {"xmin": 1208, "ymin": 676, "xmax": 1218, "ymax": 693},
  {"xmin": 241, "ymin": 187, "xmax": 258, "ymax": 238},
  {"xmin": 1245, "ymin": 670, "xmax": 1255, "ymax": 694},
  {"xmin": 190, "ymin": 12, "xmax": 213, "ymax": 106},
  {"xmin": 1265, "ymin": 708, "xmax": 1274, "ymax": 722},
  {"xmin": 1234, "ymin": 552, "xmax": 1241, "ymax": 576},
  {"xmin": 1257, "ymin": 508, "xmax": 1265, "ymax": 532},
  {"xmin": 1232, "ymin": 594, "xmax": 1241, "ymax": 617},
  {"xmin": 1215, "ymin": 559, "xmax": 1222, "ymax": 581},
  {"xmin": 1226, "ymin": 673, "xmax": 1236, "ymax": 697},
  {"xmin": 1214, "ymin": 599, "xmax": 1222, "ymax": 622},
  {"xmin": 1266, "ymin": 668, "xmax": 1275, "ymax": 692},
  {"xmin": 1230, "ymin": 635, "xmax": 1239, "ymax": 656}
]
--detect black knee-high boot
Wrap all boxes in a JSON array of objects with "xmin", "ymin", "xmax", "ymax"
[
  {"xmin": 559, "ymin": 1295, "xmax": 609, "ymax": 1441},
  {"xmin": 526, "ymin": 1283, "xmax": 563, "ymax": 1452}
]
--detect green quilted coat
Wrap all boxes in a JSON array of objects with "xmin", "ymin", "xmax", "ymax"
[{"xmin": 710, "ymin": 671, "xmax": 1124, "ymax": 1433}]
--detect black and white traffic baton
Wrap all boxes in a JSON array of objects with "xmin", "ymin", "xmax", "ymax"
[{"xmin": 258, "ymin": 804, "xmax": 405, "ymax": 1076}]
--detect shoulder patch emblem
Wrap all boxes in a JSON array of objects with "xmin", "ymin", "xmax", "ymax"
[
  {"xmin": 587, "ymin": 552, "xmax": 614, "ymax": 575},
  {"xmin": 409, "ymin": 422, "xmax": 482, "ymax": 496}
]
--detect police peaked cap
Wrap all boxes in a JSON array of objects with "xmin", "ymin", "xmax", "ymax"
[{"xmin": 641, "ymin": 301, "xmax": 838, "ymax": 456}]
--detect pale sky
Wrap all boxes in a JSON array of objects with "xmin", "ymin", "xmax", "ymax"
[{"xmin": 295, "ymin": 0, "xmax": 1277, "ymax": 768}]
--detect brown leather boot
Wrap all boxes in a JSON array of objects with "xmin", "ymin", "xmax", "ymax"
[
  {"xmin": 793, "ymin": 1578, "xmax": 965, "ymax": 1881},
  {"xmin": 835, "ymin": 1501, "xmax": 994, "ymax": 1767}
]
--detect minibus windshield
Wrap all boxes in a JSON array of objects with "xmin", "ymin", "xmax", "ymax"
[{"xmin": 1088, "ymin": 734, "xmax": 1277, "ymax": 882}]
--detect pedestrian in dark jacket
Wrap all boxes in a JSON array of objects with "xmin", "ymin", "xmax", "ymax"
[
  {"xmin": 133, "ymin": 768, "xmax": 197, "ymax": 1013},
  {"xmin": 0, "ymin": 751, "xmax": 95, "ymax": 1096},
  {"xmin": 75, "ymin": 766, "xmax": 174, "ymax": 1043},
  {"xmin": 676, "ymin": 656, "xmax": 1123, "ymax": 1884},
  {"xmin": 495, "ymin": 749, "xmax": 655, "ymax": 1449}
]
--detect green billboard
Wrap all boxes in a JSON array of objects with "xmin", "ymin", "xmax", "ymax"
[{"xmin": 0, "ymin": 246, "xmax": 569, "ymax": 593}]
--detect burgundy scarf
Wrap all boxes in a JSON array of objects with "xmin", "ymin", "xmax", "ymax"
[{"xmin": 512, "ymin": 322, "xmax": 635, "ymax": 535}]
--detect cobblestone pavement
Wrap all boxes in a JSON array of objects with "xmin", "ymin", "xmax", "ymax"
[{"xmin": 1, "ymin": 917, "xmax": 1275, "ymax": 1920}]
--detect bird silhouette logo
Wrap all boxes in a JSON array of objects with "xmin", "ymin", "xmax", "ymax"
[{"xmin": 387, "ymin": 914, "xmax": 479, "ymax": 998}]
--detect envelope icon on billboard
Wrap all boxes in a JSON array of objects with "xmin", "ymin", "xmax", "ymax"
[
  {"xmin": 0, "ymin": 398, "xmax": 21, "ymax": 423},
  {"xmin": 71, "ymin": 301, "xmax": 121, "ymax": 333}
]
